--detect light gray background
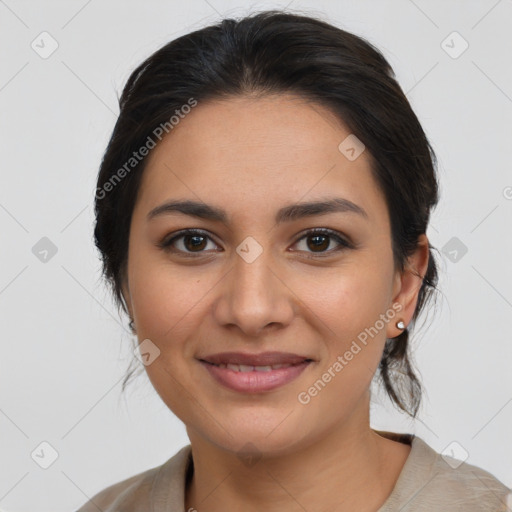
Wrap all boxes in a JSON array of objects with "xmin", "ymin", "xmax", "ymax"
[{"xmin": 1, "ymin": 1, "xmax": 511, "ymax": 510}]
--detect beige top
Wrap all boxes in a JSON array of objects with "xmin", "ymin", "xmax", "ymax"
[{"xmin": 76, "ymin": 432, "xmax": 511, "ymax": 511}]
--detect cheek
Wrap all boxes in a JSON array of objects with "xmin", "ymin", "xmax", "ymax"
[
  {"xmin": 129, "ymin": 256, "xmax": 208, "ymax": 340},
  {"xmin": 309, "ymin": 265, "xmax": 390, "ymax": 336},
  {"xmin": 303, "ymin": 265, "xmax": 391, "ymax": 379},
  {"xmin": 127, "ymin": 259, "xmax": 208, "ymax": 415},
  {"xmin": 296, "ymin": 274, "xmax": 390, "ymax": 419}
]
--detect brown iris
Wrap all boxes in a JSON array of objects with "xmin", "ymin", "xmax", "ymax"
[{"xmin": 307, "ymin": 234, "xmax": 329, "ymax": 252}]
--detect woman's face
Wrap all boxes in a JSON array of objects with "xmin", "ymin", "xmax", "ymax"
[{"xmin": 122, "ymin": 94, "xmax": 425, "ymax": 456}]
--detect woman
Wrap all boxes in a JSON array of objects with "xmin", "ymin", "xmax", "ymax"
[{"xmin": 77, "ymin": 10, "xmax": 511, "ymax": 512}]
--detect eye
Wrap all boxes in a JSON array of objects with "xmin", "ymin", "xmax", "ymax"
[
  {"xmin": 158, "ymin": 229, "xmax": 220, "ymax": 256},
  {"xmin": 158, "ymin": 227, "xmax": 352, "ymax": 258},
  {"xmin": 291, "ymin": 228, "xmax": 352, "ymax": 256}
]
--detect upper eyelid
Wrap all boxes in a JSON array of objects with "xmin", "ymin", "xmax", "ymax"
[
  {"xmin": 161, "ymin": 228, "xmax": 351, "ymax": 252},
  {"xmin": 162, "ymin": 228, "xmax": 218, "ymax": 246}
]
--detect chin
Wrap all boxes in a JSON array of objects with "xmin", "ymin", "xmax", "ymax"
[
  {"xmin": 193, "ymin": 412, "xmax": 312, "ymax": 459},
  {"xmin": 221, "ymin": 433, "xmax": 303, "ymax": 460}
]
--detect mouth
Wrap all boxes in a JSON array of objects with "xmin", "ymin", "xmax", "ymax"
[
  {"xmin": 200, "ymin": 360, "xmax": 313, "ymax": 372},
  {"xmin": 198, "ymin": 351, "xmax": 314, "ymax": 367},
  {"xmin": 197, "ymin": 352, "xmax": 314, "ymax": 393}
]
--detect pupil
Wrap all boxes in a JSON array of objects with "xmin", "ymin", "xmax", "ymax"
[
  {"xmin": 183, "ymin": 234, "xmax": 330, "ymax": 252},
  {"xmin": 186, "ymin": 235, "xmax": 206, "ymax": 251},
  {"xmin": 309, "ymin": 235, "xmax": 328, "ymax": 251}
]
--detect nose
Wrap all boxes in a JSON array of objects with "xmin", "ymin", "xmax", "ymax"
[{"xmin": 212, "ymin": 246, "xmax": 295, "ymax": 337}]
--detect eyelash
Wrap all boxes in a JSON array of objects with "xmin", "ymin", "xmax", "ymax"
[{"xmin": 158, "ymin": 228, "xmax": 353, "ymax": 258}]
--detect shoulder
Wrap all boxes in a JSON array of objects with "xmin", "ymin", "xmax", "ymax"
[
  {"xmin": 429, "ymin": 444, "xmax": 510, "ymax": 509},
  {"xmin": 389, "ymin": 436, "xmax": 511, "ymax": 511},
  {"xmin": 75, "ymin": 445, "xmax": 192, "ymax": 512},
  {"xmin": 75, "ymin": 469, "xmax": 156, "ymax": 512}
]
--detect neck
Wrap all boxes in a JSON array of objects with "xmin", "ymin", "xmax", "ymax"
[{"xmin": 184, "ymin": 392, "xmax": 411, "ymax": 512}]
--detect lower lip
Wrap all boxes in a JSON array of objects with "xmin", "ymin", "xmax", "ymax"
[{"xmin": 199, "ymin": 360, "xmax": 312, "ymax": 393}]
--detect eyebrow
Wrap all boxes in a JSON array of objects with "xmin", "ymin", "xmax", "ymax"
[{"xmin": 147, "ymin": 197, "xmax": 369, "ymax": 224}]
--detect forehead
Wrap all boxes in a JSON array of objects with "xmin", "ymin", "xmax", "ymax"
[{"xmin": 135, "ymin": 94, "xmax": 388, "ymax": 228}]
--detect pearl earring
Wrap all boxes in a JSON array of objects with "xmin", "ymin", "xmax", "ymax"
[{"xmin": 396, "ymin": 320, "xmax": 405, "ymax": 330}]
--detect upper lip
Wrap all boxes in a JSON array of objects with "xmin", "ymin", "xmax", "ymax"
[{"xmin": 199, "ymin": 351, "xmax": 313, "ymax": 366}]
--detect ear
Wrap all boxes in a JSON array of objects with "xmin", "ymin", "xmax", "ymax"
[{"xmin": 387, "ymin": 234, "xmax": 430, "ymax": 338}]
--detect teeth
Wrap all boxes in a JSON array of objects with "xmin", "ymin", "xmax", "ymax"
[
  {"xmin": 254, "ymin": 365, "xmax": 272, "ymax": 372},
  {"xmin": 220, "ymin": 363, "xmax": 294, "ymax": 372}
]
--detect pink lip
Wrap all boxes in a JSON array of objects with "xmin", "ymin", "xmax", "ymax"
[{"xmin": 199, "ymin": 360, "xmax": 312, "ymax": 393}]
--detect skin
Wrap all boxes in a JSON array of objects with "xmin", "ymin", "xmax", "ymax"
[{"xmin": 121, "ymin": 94, "xmax": 430, "ymax": 512}]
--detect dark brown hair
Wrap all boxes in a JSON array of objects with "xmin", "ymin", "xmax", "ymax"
[{"xmin": 94, "ymin": 10, "xmax": 440, "ymax": 418}]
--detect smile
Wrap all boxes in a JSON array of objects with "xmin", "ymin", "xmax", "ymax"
[
  {"xmin": 204, "ymin": 361, "xmax": 304, "ymax": 372},
  {"xmin": 199, "ymin": 359, "xmax": 313, "ymax": 393}
]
